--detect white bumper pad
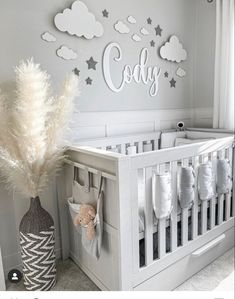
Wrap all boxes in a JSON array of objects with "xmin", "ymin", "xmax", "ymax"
[{"xmin": 152, "ymin": 172, "xmax": 172, "ymax": 219}]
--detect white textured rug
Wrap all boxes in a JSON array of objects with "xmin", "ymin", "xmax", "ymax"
[{"xmin": 175, "ymin": 247, "xmax": 234, "ymax": 291}]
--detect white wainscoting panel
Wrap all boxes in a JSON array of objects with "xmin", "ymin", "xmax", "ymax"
[
  {"xmin": 193, "ymin": 107, "xmax": 213, "ymax": 128},
  {"xmin": 70, "ymin": 108, "xmax": 201, "ymax": 140},
  {"xmin": 107, "ymin": 122, "xmax": 155, "ymax": 137},
  {"xmin": 72, "ymin": 125, "xmax": 106, "ymax": 140}
]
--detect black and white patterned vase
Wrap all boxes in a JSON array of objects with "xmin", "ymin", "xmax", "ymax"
[{"xmin": 19, "ymin": 196, "xmax": 56, "ymax": 291}]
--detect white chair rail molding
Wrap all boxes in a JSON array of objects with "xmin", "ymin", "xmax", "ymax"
[{"xmin": 0, "ymin": 0, "xmax": 234, "ymax": 293}]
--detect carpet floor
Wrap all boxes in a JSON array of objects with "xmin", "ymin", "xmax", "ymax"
[{"xmin": 7, "ymin": 247, "xmax": 234, "ymax": 291}]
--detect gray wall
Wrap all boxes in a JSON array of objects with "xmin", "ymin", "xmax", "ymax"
[
  {"xmin": 0, "ymin": 0, "xmax": 215, "ymax": 112},
  {"xmin": 0, "ymin": 0, "xmax": 216, "ymax": 275},
  {"xmin": 193, "ymin": 0, "xmax": 216, "ymax": 109}
]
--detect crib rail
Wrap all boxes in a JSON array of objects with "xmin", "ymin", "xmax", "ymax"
[
  {"xmin": 130, "ymin": 136, "xmax": 234, "ymax": 275},
  {"xmin": 131, "ymin": 136, "xmax": 234, "ymax": 168},
  {"xmin": 73, "ymin": 131, "xmax": 160, "ymax": 154}
]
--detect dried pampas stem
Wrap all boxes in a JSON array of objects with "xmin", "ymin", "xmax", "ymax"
[{"xmin": 0, "ymin": 58, "xmax": 80, "ymax": 198}]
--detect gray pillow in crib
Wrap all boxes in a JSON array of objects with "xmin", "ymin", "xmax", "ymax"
[
  {"xmin": 175, "ymin": 137, "xmax": 213, "ymax": 147},
  {"xmin": 216, "ymin": 159, "xmax": 232, "ymax": 194},
  {"xmin": 160, "ymin": 131, "xmax": 186, "ymax": 149},
  {"xmin": 198, "ymin": 162, "xmax": 215, "ymax": 200},
  {"xmin": 179, "ymin": 166, "xmax": 195, "ymax": 209},
  {"xmin": 152, "ymin": 172, "xmax": 172, "ymax": 219}
]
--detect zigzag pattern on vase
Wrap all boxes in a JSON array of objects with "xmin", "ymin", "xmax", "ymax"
[{"xmin": 20, "ymin": 226, "xmax": 56, "ymax": 291}]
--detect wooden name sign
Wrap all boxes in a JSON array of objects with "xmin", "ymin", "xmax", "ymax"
[{"xmin": 103, "ymin": 42, "xmax": 161, "ymax": 97}]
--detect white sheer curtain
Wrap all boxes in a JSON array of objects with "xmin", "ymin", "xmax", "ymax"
[{"xmin": 213, "ymin": 0, "xmax": 234, "ymax": 131}]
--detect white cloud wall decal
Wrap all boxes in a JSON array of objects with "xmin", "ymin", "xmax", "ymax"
[
  {"xmin": 127, "ymin": 16, "xmax": 136, "ymax": 24},
  {"xmin": 160, "ymin": 35, "xmax": 187, "ymax": 63},
  {"xmin": 132, "ymin": 34, "xmax": 141, "ymax": 42},
  {"xmin": 41, "ymin": 32, "xmax": 56, "ymax": 42},
  {"xmin": 176, "ymin": 67, "xmax": 186, "ymax": 77},
  {"xmin": 54, "ymin": 0, "xmax": 104, "ymax": 39},
  {"xmin": 140, "ymin": 28, "xmax": 149, "ymax": 36},
  {"xmin": 114, "ymin": 21, "xmax": 130, "ymax": 34},
  {"xmin": 56, "ymin": 45, "xmax": 77, "ymax": 60}
]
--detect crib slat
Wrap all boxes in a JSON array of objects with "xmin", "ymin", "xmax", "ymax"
[
  {"xmin": 232, "ymin": 146, "xmax": 235, "ymax": 217},
  {"xmin": 158, "ymin": 218, "xmax": 166, "ymax": 259},
  {"xmin": 192, "ymin": 156, "xmax": 199, "ymax": 239},
  {"xmin": 209, "ymin": 198, "xmax": 216, "ymax": 229},
  {"xmin": 153, "ymin": 139, "xmax": 159, "ymax": 150},
  {"xmin": 181, "ymin": 159, "xmax": 189, "ymax": 245},
  {"xmin": 143, "ymin": 142, "xmax": 153, "ymax": 152},
  {"xmin": 209, "ymin": 152, "xmax": 217, "ymax": 229},
  {"xmin": 217, "ymin": 194, "xmax": 224, "ymax": 225},
  {"xmin": 201, "ymin": 155, "xmax": 209, "ymax": 235},
  {"xmin": 217, "ymin": 150, "xmax": 225, "ymax": 224},
  {"xmin": 170, "ymin": 161, "xmax": 178, "ymax": 252},
  {"xmin": 201, "ymin": 202, "xmax": 208, "ymax": 234},
  {"xmin": 144, "ymin": 167, "xmax": 153, "ymax": 265},
  {"xmin": 138, "ymin": 142, "xmax": 143, "ymax": 153},
  {"xmin": 225, "ymin": 193, "xmax": 231, "ymax": 221},
  {"xmin": 158, "ymin": 163, "xmax": 166, "ymax": 259},
  {"xmin": 181, "ymin": 209, "xmax": 188, "ymax": 244},
  {"xmin": 121, "ymin": 144, "xmax": 126, "ymax": 155},
  {"xmin": 131, "ymin": 169, "xmax": 140, "ymax": 272},
  {"xmin": 225, "ymin": 147, "xmax": 232, "ymax": 220}
]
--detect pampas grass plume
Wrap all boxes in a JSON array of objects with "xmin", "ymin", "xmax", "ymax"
[{"xmin": 0, "ymin": 58, "xmax": 79, "ymax": 198}]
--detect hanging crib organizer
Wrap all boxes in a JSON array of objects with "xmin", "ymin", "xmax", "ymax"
[{"xmin": 68, "ymin": 167, "xmax": 104, "ymax": 259}]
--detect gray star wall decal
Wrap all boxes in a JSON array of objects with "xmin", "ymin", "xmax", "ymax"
[
  {"xmin": 155, "ymin": 25, "xmax": 162, "ymax": 36},
  {"xmin": 170, "ymin": 78, "xmax": 176, "ymax": 87},
  {"xmin": 147, "ymin": 17, "xmax": 152, "ymax": 25},
  {"xmin": 85, "ymin": 77, "xmax": 92, "ymax": 85},
  {"xmin": 102, "ymin": 9, "xmax": 109, "ymax": 18},
  {"xmin": 86, "ymin": 57, "xmax": 98, "ymax": 70},
  {"xmin": 150, "ymin": 40, "xmax": 155, "ymax": 47},
  {"xmin": 73, "ymin": 68, "xmax": 80, "ymax": 76},
  {"xmin": 164, "ymin": 71, "xmax": 168, "ymax": 78}
]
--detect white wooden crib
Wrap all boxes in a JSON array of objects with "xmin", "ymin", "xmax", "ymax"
[{"xmin": 57, "ymin": 128, "xmax": 235, "ymax": 291}]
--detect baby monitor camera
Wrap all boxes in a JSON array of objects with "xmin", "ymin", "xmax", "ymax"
[{"xmin": 177, "ymin": 121, "xmax": 185, "ymax": 131}]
